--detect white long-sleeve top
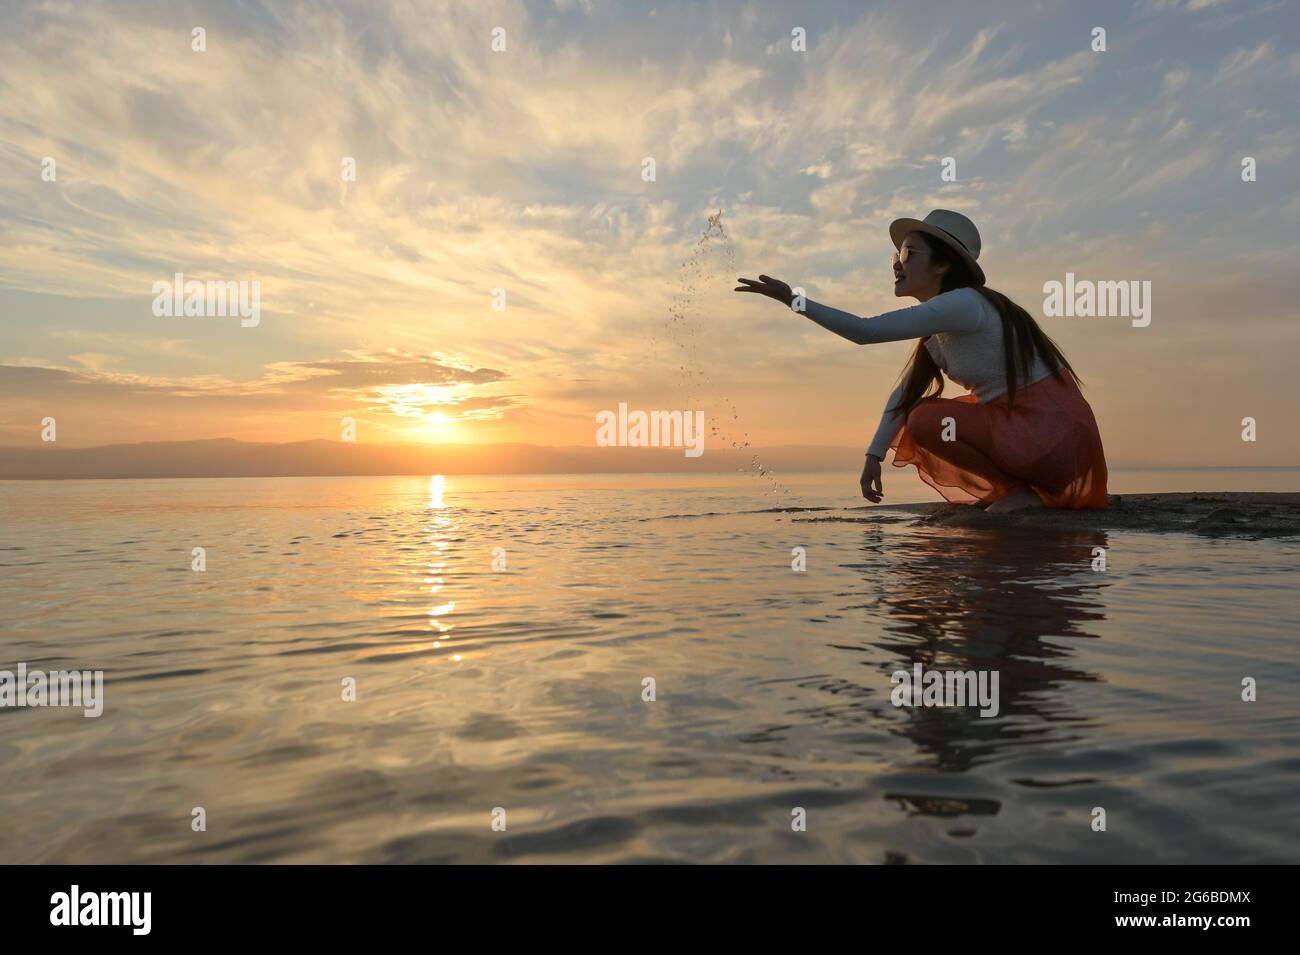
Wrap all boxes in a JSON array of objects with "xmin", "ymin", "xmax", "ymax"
[{"xmin": 794, "ymin": 287, "xmax": 1054, "ymax": 458}]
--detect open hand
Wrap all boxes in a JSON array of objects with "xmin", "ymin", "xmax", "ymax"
[
  {"xmin": 734, "ymin": 274, "xmax": 794, "ymax": 308},
  {"xmin": 861, "ymin": 454, "xmax": 884, "ymax": 503}
]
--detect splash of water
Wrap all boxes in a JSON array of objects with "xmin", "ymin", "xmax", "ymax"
[{"xmin": 657, "ymin": 210, "xmax": 799, "ymax": 507}]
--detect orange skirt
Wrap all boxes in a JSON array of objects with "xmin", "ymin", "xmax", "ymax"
[{"xmin": 887, "ymin": 369, "xmax": 1108, "ymax": 509}]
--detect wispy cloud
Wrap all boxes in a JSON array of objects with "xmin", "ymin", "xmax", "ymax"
[{"xmin": 1, "ymin": 0, "xmax": 1298, "ymax": 463}]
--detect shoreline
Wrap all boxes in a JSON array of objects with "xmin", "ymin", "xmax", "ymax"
[{"xmin": 838, "ymin": 492, "xmax": 1300, "ymax": 538}]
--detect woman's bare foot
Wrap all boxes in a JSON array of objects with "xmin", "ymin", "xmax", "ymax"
[{"xmin": 985, "ymin": 489, "xmax": 1044, "ymax": 513}]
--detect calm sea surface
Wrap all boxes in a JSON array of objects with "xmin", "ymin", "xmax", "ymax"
[{"xmin": 2, "ymin": 468, "xmax": 1298, "ymax": 863}]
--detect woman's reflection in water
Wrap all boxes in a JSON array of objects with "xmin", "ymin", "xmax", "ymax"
[{"xmin": 861, "ymin": 524, "xmax": 1112, "ymax": 780}]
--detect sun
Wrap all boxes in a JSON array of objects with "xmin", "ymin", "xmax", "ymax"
[
  {"xmin": 420, "ymin": 410, "xmax": 456, "ymax": 439},
  {"xmin": 369, "ymin": 383, "xmax": 467, "ymax": 441}
]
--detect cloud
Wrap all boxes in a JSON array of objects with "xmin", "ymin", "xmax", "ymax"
[
  {"xmin": 261, "ymin": 353, "xmax": 507, "ymax": 393},
  {"xmin": 1, "ymin": 0, "xmax": 1297, "ymax": 462},
  {"xmin": 1136, "ymin": 0, "xmax": 1229, "ymax": 15},
  {"xmin": 0, "ymin": 351, "xmax": 518, "ymax": 444},
  {"xmin": 1211, "ymin": 39, "xmax": 1275, "ymax": 85},
  {"xmin": 1162, "ymin": 69, "xmax": 1190, "ymax": 94}
]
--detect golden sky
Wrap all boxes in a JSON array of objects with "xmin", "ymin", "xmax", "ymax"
[{"xmin": 2, "ymin": 0, "xmax": 1298, "ymax": 466}]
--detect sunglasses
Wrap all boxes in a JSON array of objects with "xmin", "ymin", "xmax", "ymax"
[{"xmin": 890, "ymin": 247, "xmax": 931, "ymax": 267}]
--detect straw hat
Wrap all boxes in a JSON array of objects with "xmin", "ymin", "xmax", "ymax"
[{"xmin": 888, "ymin": 209, "xmax": 985, "ymax": 286}]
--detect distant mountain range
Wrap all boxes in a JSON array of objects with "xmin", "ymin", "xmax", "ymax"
[{"xmin": 0, "ymin": 439, "xmax": 870, "ymax": 480}]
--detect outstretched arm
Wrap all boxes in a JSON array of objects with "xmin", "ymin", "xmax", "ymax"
[
  {"xmin": 737, "ymin": 276, "xmax": 982, "ymax": 341},
  {"xmin": 734, "ymin": 276, "xmax": 984, "ymax": 344},
  {"xmin": 866, "ymin": 377, "xmax": 908, "ymax": 460},
  {"xmin": 796, "ymin": 290, "xmax": 983, "ymax": 345}
]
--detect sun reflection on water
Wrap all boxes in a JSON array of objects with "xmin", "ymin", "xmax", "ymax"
[{"xmin": 424, "ymin": 475, "xmax": 457, "ymax": 654}]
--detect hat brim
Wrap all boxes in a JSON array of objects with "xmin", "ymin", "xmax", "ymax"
[{"xmin": 889, "ymin": 217, "xmax": 986, "ymax": 287}]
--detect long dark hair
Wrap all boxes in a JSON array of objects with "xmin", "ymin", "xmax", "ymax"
[{"xmin": 893, "ymin": 231, "xmax": 1080, "ymax": 417}]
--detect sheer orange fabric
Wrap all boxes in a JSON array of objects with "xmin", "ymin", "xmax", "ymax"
[{"xmin": 887, "ymin": 369, "xmax": 1108, "ymax": 509}]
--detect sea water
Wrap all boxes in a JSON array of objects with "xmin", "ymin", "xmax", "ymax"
[{"xmin": 1, "ymin": 470, "xmax": 1296, "ymax": 863}]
